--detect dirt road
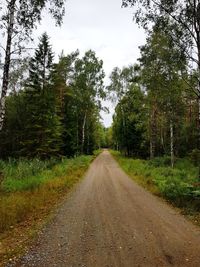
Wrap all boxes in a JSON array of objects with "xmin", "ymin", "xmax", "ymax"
[{"xmin": 11, "ymin": 150, "xmax": 200, "ymax": 266}]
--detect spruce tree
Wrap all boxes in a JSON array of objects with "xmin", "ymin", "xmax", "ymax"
[{"xmin": 22, "ymin": 33, "xmax": 62, "ymax": 158}]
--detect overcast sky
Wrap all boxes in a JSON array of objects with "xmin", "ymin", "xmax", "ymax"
[{"xmin": 35, "ymin": 0, "xmax": 146, "ymax": 127}]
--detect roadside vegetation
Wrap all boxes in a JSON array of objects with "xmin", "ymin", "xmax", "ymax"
[
  {"xmin": 0, "ymin": 22, "xmax": 106, "ymax": 266},
  {"xmin": 112, "ymin": 151, "xmax": 200, "ymax": 224},
  {"xmin": 0, "ymin": 154, "xmax": 96, "ymax": 265},
  {"xmin": 1, "ymin": 0, "xmax": 200, "ymax": 264},
  {"xmin": 107, "ymin": 5, "xmax": 200, "ymax": 226}
]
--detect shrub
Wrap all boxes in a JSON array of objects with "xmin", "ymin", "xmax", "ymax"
[
  {"xmin": 148, "ymin": 156, "xmax": 171, "ymax": 167},
  {"xmin": 189, "ymin": 149, "xmax": 200, "ymax": 167}
]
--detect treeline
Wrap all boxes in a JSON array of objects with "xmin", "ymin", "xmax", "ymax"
[
  {"xmin": 0, "ymin": 33, "xmax": 105, "ymax": 158},
  {"xmin": 109, "ymin": 27, "xmax": 200, "ymax": 167}
]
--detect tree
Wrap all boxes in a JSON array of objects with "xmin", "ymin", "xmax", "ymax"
[
  {"xmin": 0, "ymin": 0, "xmax": 66, "ymax": 130},
  {"xmin": 138, "ymin": 27, "xmax": 187, "ymax": 166},
  {"xmin": 72, "ymin": 50, "xmax": 105, "ymax": 154},
  {"xmin": 122, "ymin": 0, "xmax": 200, "ymax": 173},
  {"xmin": 51, "ymin": 50, "xmax": 79, "ymax": 156},
  {"xmin": 0, "ymin": 46, "xmax": 106, "ymax": 158},
  {"xmin": 22, "ymin": 33, "xmax": 62, "ymax": 157},
  {"xmin": 107, "ymin": 65, "xmax": 136, "ymax": 102},
  {"xmin": 112, "ymin": 85, "xmax": 147, "ymax": 157},
  {"xmin": 0, "ymin": 91, "xmax": 27, "ymax": 158},
  {"xmin": 107, "ymin": 65, "xmax": 140, "ymax": 153},
  {"xmin": 7, "ymin": 57, "xmax": 30, "ymax": 94},
  {"xmin": 28, "ymin": 33, "xmax": 54, "ymax": 90}
]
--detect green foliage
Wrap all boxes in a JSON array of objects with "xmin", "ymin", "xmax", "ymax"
[
  {"xmin": 189, "ymin": 149, "xmax": 200, "ymax": 167},
  {"xmin": 112, "ymin": 84, "xmax": 148, "ymax": 157},
  {"xmin": 0, "ymin": 36, "xmax": 106, "ymax": 159},
  {"xmin": 148, "ymin": 156, "xmax": 172, "ymax": 167},
  {"xmin": 1, "ymin": 0, "xmax": 65, "ymax": 30},
  {"xmin": 0, "ymin": 0, "xmax": 66, "ymax": 134},
  {"xmin": 139, "ymin": 27, "xmax": 188, "ymax": 160},
  {"xmin": 0, "ymin": 155, "xmax": 93, "ymax": 234},
  {"xmin": 110, "ymin": 26, "xmax": 198, "ymax": 162},
  {"xmin": 93, "ymin": 149, "xmax": 102, "ymax": 157},
  {"xmin": 122, "ymin": 0, "xmax": 200, "ymax": 167},
  {"xmin": 0, "ymin": 158, "xmax": 57, "ymax": 180},
  {"xmin": 70, "ymin": 50, "xmax": 105, "ymax": 154},
  {"xmin": 0, "ymin": 156, "xmax": 92, "ymax": 193},
  {"xmin": 21, "ymin": 33, "xmax": 63, "ymax": 158}
]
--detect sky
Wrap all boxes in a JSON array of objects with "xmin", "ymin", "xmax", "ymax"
[{"xmin": 34, "ymin": 0, "xmax": 146, "ymax": 127}]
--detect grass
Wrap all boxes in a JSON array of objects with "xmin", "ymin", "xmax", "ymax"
[
  {"xmin": 111, "ymin": 150, "xmax": 200, "ymax": 216},
  {"xmin": 0, "ymin": 156, "xmax": 91, "ymax": 193},
  {"xmin": 0, "ymin": 154, "xmax": 95, "ymax": 265}
]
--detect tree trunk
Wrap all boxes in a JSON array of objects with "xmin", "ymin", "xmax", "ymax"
[
  {"xmin": 195, "ymin": 14, "xmax": 200, "ymax": 179},
  {"xmin": 76, "ymin": 111, "xmax": 79, "ymax": 155},
  {"xmin": 87, "ymin": 122, "xmax": 90, "ymax": 154},
  {"xmin": 197, "ymin": 41, "xmax": 200, "ymax": 180},
  {"xmin": 150, "ymin": 105, "xmax": 156, "ymax": 159},
  {"xmin": 198, "ymin": 82, "xmax": 200, "ymax": 180},
  {"xmin": 116, "ymin": 142, "xmax": 119, "ymax": 151},
  {"xmin": 160, "ymin": 126, "xmax": 165, "ymax": 153},
  {"xmin": 121, "ymin": 106, "xmax": 126, "ymax": 154},
  {"xmin": 170, "ymin": 118, "xmax": 174, "ymax": 168},
  {"xmin": 0, "ymin": 0, "xmax": 16, "ymax": 131},
  {"xmin": 81, "ymin": 113, "xmax": 86, "ymax": 154}
]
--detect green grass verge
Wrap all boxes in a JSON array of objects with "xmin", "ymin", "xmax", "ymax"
[{"xmin": 0, "ymin": 155, "xmax": 93, "ymax": 233}]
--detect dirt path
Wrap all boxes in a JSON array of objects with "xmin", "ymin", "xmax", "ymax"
[{"xmin": 10, "ymin": 150, "xmax": 200, "ymax": 267}]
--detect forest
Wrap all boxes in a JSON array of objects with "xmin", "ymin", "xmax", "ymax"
[
  {"xmin": 109, "ymin": 30, "xmax": 199, "ymax": 165},
  {"xmin": 1, "ymin": 0, "xmax": 200, "ymax": 163},
  {"xmin": 0, "ymin": 34, "xmax": 106, "ymax": 158},
  {"xmin": 1, "ymin": 0, "xmax": 200, "ymax": 264}
]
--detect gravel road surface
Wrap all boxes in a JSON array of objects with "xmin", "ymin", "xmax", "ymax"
[{"xmin": 10, "ymin": 150, "xmax": 200, "ymax": 267}]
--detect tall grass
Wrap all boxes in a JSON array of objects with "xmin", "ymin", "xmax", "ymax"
[
  {"xmin": 0, "ymin": 158, "xmax": 58, "ymax": 180},
  {"xmin": 0, "ymin": 156, "xmax": 91, "ymax": 193}
]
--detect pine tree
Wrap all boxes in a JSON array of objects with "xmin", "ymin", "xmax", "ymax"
[{"xmin": 51, "ymin": 50, "xmax": 79, "ymax": 156}]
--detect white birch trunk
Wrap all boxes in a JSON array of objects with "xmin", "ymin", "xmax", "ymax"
[
  {"xmin": 150, "ymin": 107, "xmax": 156, "ymax": 159},
  {"xmin": 198, "ymin": 88, "xmax": 200, "ymax": 180},
  {"xmin": 170, "ymin": 119, "xmax": 174, "ymax": 168},
  {"xmin": 81, "ymin": 113, "xmax": 86, "ymax": 154},
  {"xmin": 0, "ymin": 0, "xmax": 16, "ymax": 130},
  {"xmin": 76, "ymin": 110, "xmax": 79, "ymax": 156}
]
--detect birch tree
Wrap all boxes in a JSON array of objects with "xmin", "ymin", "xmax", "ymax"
[
  {"xmin": 112, "ymin": 86, "xmax": 147, "ymax": 157},
  {"xmin": 107, "ymin": 65, "xmax": 139, "ymax": 155},
  {"xmin": 139, "ymin": 27, "xmax": 186, "ymax": 166},
  {"xmin": 73, "ymin": 50, "xmax": 105, "ymax": 154}
]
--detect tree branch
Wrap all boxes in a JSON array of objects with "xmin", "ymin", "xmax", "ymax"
[{"xmin": 151, "ymin": 0, "xmax": 198, "ymax": 43}]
